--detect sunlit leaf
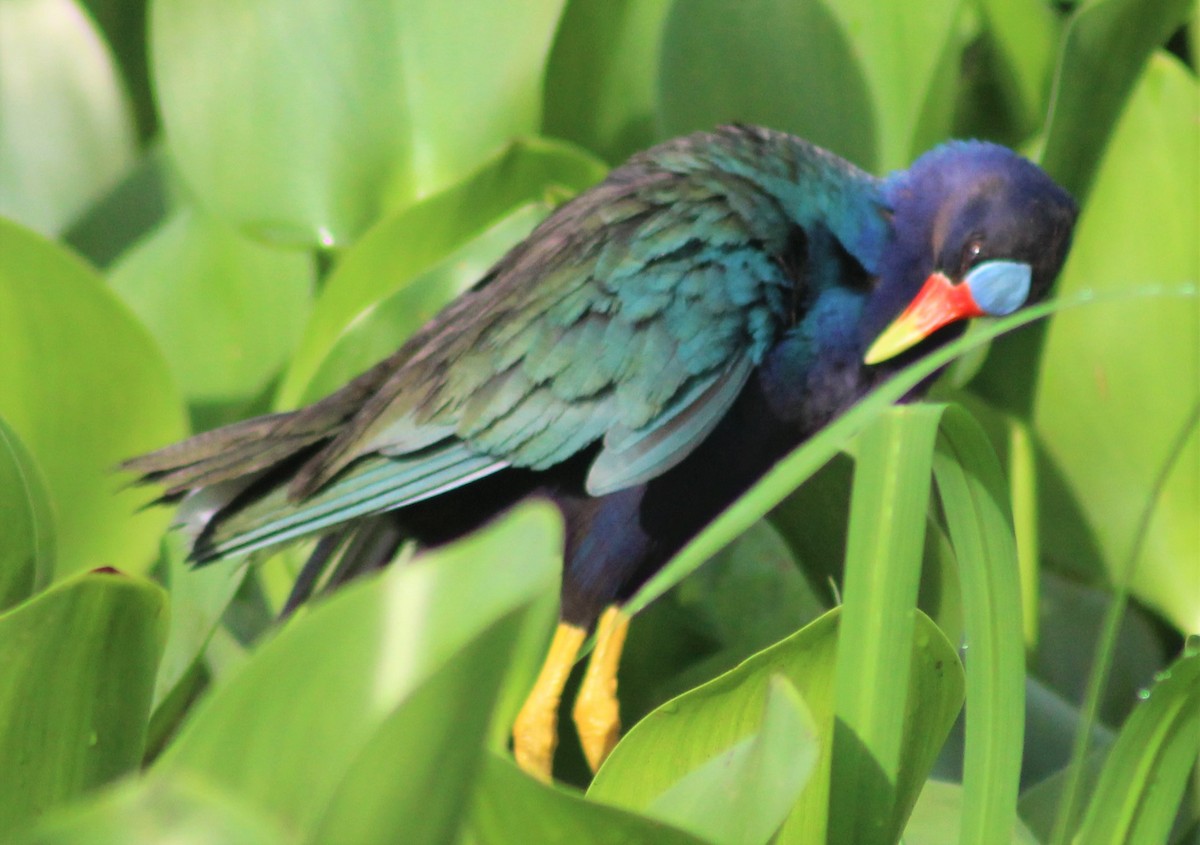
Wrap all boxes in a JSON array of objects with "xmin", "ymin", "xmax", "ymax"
[
  {"xmin": 0, "ymin": 0, "xmax": 136, "ymax": 234},
  {"xmin": 0, "ymin": 219, "xmax": 187, "ymax": 576},
  {"xmin": 1034, "ymin": 55, "xmax": 1200, "ymax": 633},
  {"xmin": 157, "ymin": 504, "xmax": 561, "ymax": 837},
  {"xmin": 109, "ymin": 205, "xmax": 313, "ymax": 421},
  {"xmin": 151, "ymin": 0, "xmax": 566, "ymax": 245}
]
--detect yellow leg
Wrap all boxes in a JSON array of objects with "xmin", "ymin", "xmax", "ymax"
[
  {"xmin": 512, "ymin": 622, "xmax": 586, "ymax": 782},
  {"xmin": 572, "ymin": 605, "xmax": 631, "ymax": 773}
]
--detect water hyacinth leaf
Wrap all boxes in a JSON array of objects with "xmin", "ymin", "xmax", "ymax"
[
  {"xmin": 591, "ymin": 607, "xmax": 963, "ymax": 845},
  {"xmin": 308, "ymin": 610, "xmax": 532, "ymax": 845},
  {"xmin": 13, "ymin": 776, "xmax": 291, "ymax": 845},
  {"xmin": 542, "ymin": 0, "xmax": 672, "ymax": 163},
  {"xmin": 973, "ymin": 0, "xmax": 1059, "ymax": 137},
  {"xmin": 657, "ymin": 0, "xmax": 877, "ymax": 168},
  {"xmin": 1034, "ymin": 55, "xmax": 1200, "ymax": 633},
  {"xmin": 157, "ymin": 504, "xmax": 561, "ymax": 837},
  {"xmin": 0, "ymin": 572, "xmax": 166, "ymax": 833},
  {"xmin": 277, "ymin": 138, "xmax": 607, "ymax": 407},
  {"xmin": 0, "ymin": 416, "xmax": 55, "ymax": 611},
  {"xmin": 151, "ymin": 0, "xmax": 566, "ymax": 246},
  {"xmin": 646, "ymin": 677, "xmax": 818, "ymax": 845},
  {"xmin": 468, "ymin": 754, "xmax": 710, "ymax": 845},
  {"xmin": 1072, "ymin": 651, "xmax": 1200, "ymax": 844},
  {"xmin": 109, "ymin": 205, "xmax": 314, "ymax": 417},
  {"xmin": 0, "ymin": 219, "xmax": 187, "ymax": 576},
  {"xmin": 932, "ymin": 406, "xmax": 1026, "ymax": 844},
  {"xmin": 0, "ymin": 0, "xmax": 136, "ymax": 235}
]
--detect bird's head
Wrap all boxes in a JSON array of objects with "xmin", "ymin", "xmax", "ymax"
[{"xmin": 863, "ymin": 142, "xmax": 1077, "ymax": 365}]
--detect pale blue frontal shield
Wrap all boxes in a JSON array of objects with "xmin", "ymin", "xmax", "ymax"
[{"xmin": 964, "ymin": 260, "xmax": 1032, "ymax": 316}]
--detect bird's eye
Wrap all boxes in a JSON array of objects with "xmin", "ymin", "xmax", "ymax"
[{"xmin": 960, "ymin": 239, "xmax": 984, "ymax": 275}]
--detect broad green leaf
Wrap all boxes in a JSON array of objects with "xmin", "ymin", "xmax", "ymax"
[
  {"xmin": 15, "ymin": 775, "xmax": 292, "ymax": 845},
  {"xmin": 657, "ymin": 0, "xmax": 878, "ymax": 168},
  {"xmin": 829, "ymin": 405, "xmax": 943, "ymax": 845},
  {"xmin": 277, "ymin": 138, "xmax": 607, "ymax": 407},
  {"xmin": 1040, "ymin": 0, "xmax": 1192, "ymax": 200},
  {"xmin": 543, "ymin": 0, "xmax": 672, "ymax": 163},
  {"xmin": 0, "ymin": 415, "xmax": 55, "ymax": 611},
  {"xmin": 647, "ymin": 677, "xmax": 818, "ymax": 845},
  {"xmin": 1034, "ymin": 55, "xmax": 1200, "ymax": 632},
  {"xmin": 0, "ymin": 0, "xmax": 136, "ymax": 235},
  {"xmin": 1072, "ymin": 651, "xmax": 1200, "ymax": 844},
  {"xmin": 933, "ymin": 406, "xmax": 1027, "ymax": 844},
  {"xmin": 905, "ymin": 780, "xmax": 1041, "ymax": 845},
  {"xmin": 299, "ymin": 204, "xmax": 545, "ymax": 404},
  {"xmin": 0, "ymin": 219, "xmax": 187, "ymax": 576},
  {"xmin": 590, "ymin": 608, "xmax": 964, "ymax": 845},
  {"xmin": 0, "ymin": 571, "xmax": 167, "ymax": 833},
  {"xmin": 151, "ymin": 0, "xmax": 566, "ymax": 246},
  {"xmin": 467, "ymin": 754, "xmax": 710, "ymax": 845},
  {"xmin": 157, "ymin": 504, "xmax": 561, "ymax": 837},
  {"xmin": 109, "ymin": 205, "xmax": 313, "ymax": 419},
  {"xmin": 974, "ymin": 0, "xmax": 1059, "ymax": 138},
  {"xmin": 308, "ymin": 610, "xmax": 532, "ymax": 844},
  {"xmin": 819, "ymin": 0, "xmax": 967, "ymax": 169}
]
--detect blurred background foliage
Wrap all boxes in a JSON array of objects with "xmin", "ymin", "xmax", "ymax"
[{"xmin": 0, "ymin": 0, "xmax": 1196, "ymax": 843}]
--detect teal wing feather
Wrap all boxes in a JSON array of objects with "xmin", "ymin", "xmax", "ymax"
[
  {"xmin": 291, "ymin": 126, "xmax": 885, "ymax": 501},
  {"xmin": 145, "ymin": 126, "xmax": 886, "ymax": 559}
]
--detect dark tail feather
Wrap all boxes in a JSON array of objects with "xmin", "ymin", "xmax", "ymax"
[{"xmin": 281, "ymin": 515, "xmax": 406, "ymax": 617}]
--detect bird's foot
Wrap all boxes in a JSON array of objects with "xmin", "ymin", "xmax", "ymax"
[
  {"xmin": 512, "ymin": 622, "xmax": 585, "ymax": 782},
  {"xmin": 572, "ymin": 606, "xmax": 630, "ymax": 773}
]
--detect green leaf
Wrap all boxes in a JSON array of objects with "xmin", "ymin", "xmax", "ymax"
[
  {"xmin": 1072, "ymin": 651, "xmax": 1200, "ymax": 844},
  {"xmin": 0, "ymin": 415, "xmax": 55, "ymax": 611},
  {"xmin": 467, "ymin": 754, "xmax": 710, "ymax": 845},
  {"xmin": 308, "ymin": 608, "xmax": 532, "ymax": 844},
  {"xmin": 0, "ymin": 0, "xmax": 136, "ymax": 235},
  {"xmin": 647, "ymin": 677, "xmax": 818, "ymax": 845},
  {"xmin": 276, "ymin": 137, "xmax": 607, "ymax": 407},
  {"xmin": 905, "ymin": 780, "xmax": 1041, "ymax": 845},
  {"xmin": 0, "ymin": 218, "xmax": 187, "ymax": 577},
  {"xmin": 829, "ymin": 405, "xmax": 944, "ymax": 845},
  {"xmin": 1034, "ymin": 55, "xmax": 1200, "ymax": 632},
  {"xmin": 590, "ymin": 607, "xmax": 964, "ymax": 845},
  {"xmin": 151, "ymin": 0, "xmax": 567, "ymax": 246},
  {"xmin": 932, "ymin": 406, "xmax": 1027, "ymax": 844},
  {"xmin": 974, "ymin": 0, "xmax": 1059, "ymax": 137},
  {"xmin": 1040, "ymin": 0, "xmax": 1192, "ymax": 200},
  {"xmin": 0, "ymin": 571, "xmax": 167, "ymax": 833},
  {"xmin": 156, "ymin": 504, "xmax": 561, "ymax": 837},
  {"xmin": 657, "ymin": 0, "xmax": 878, "ymax": 168},
  {"xmin": 14, "ymin": 776, "xmax": 292, "ymax": 845},
  {"xmin": 542, "ymin": 0, "xmax": 672, "ymax": 163},
  {"xmin": 108, "ymin": 205, "xmax": 314, "ymax": 419}
]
